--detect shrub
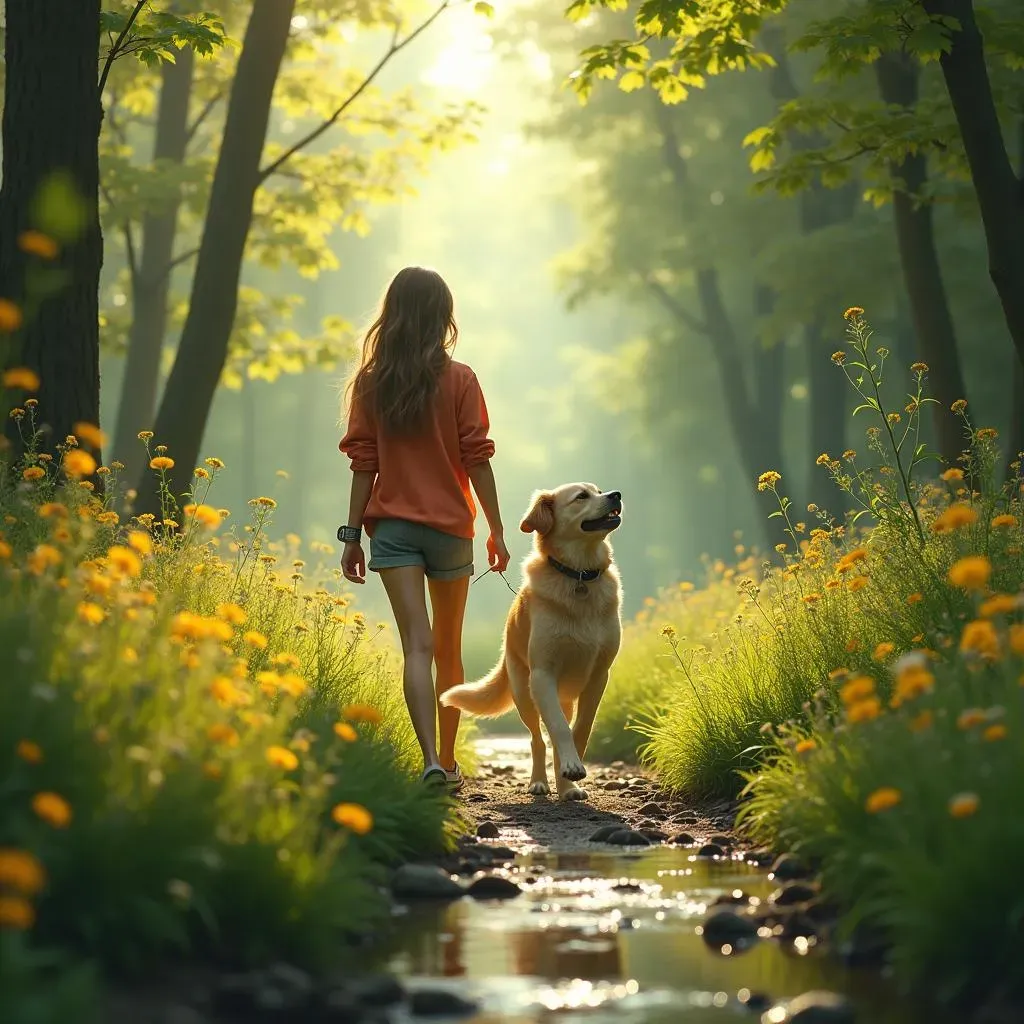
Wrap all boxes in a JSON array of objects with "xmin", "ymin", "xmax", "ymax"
[{"xmin": 0, "ymin": 406, "xmax": 464, "ymax": 1006}]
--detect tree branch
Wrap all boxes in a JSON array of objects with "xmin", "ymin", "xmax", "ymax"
[
  {"xmin": 162, "ymin": 246, "xmax": 200, "ymax": 278},
  {"xmin": 123, "ymin": 223, "xmax": 139, "ymax": 287},
  {"xmin": 645, "ymin": 277, "xmax": 709, "ymax": 335},
  {"xmin": 185, "ymin": 88, "xmax": 226, "ymax": 149},
  {"xmin": 99, "ymin": 0, "xmax": 149, "ymax": 95},
  {"xmin": 257, "ymin": 1, "xmax": 450, "ymax": 184}
]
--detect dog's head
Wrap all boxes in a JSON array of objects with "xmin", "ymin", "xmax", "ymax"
[{"xmin": 519, "ymin": 483, "xmax": 623, "ymax": 543}]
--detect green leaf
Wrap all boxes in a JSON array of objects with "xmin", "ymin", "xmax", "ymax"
[
  {"xmin": 473, "ymin": 1, "xmax": 495, "ymax": 17},
  {"xmin": 31, "ymin": 171, "xmax": 90, "ymax": 242}
]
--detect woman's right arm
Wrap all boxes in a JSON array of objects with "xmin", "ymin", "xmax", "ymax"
[
  {"xmin": 459, "ymin": 370, "xmax": 510, "ymax": 572},
  {"xmin": 468, "ymin": 461, "xmax": 510, "ymax": 571},
  {"xmin": 338, "ymin": 391, "xmax": 378, "ymax": 584}
]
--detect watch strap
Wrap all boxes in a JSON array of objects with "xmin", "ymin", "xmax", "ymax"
[{"xmin": 337, "ymin": 525, "xmax": 362, "ymax": 544}]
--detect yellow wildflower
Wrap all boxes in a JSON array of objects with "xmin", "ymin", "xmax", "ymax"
[
  {"xmin": 794, "ymin": 739, "xmax": 817, "ymax": 754},
  {"xmin": 992, "ymin": 514, "xmax": 1018, "ymax": 529},
  {"xmin": 0, "ymin": 896, "xmax": 35, "ymax": 929},
  {"xmin": 932, "ymin": 504, "xmax": 978, "ymax": 534},
  {"xmin": 333, "ymin": 722, "xmax": 358, "ymax": 742},
  {"xmin": 872, "ymin": 641, "xmax": 895, "ymax": 661},
  {"xmin": 839, "ymin": 675, "xmax": 875, "ymax": 705},
  {"xmin": 243, "ymin": 630, "xmax": 268, "ymax": 650},
  {"xmin": 183, "ymin": 503, "xmax": 220, "ymax": 528},
  {"xmin": 63, "ymin": 450, "xmax": 96, "ymax": 478},
  {"xmin": 343, "ymin": 703, "xmax": 383, "ymax": 724},
  {"xmin": 940, "ymin": 468, "xmax": 964, "ymax": 483},
  {"xmin": 71, "ymin": 422, "xmax": 106, "ymax": 450},
  {"xmin": 22, "ymin": 466, "xmax": 45, "ymax": 482},
  {"xmin": 127, "ymin": 531, "xmax": 153, "ymax": 556},
  {"xmin": 1, "ymin": 366, "xmax": 37, "ymax": 390},
  {"xmin": 948, "ymin": 793, "xmax": 979, "ymax": 818},
  {"xmin": 947, "ymin": 556, "xmax": 991, "ymax": 591},
  {"xmin": 983, "ymin": 723, "xmax": 1007, "ymax": 742},
  {"xmin": 149, "ymin": 456, "xmax": 175, "ymax": 471},
  {"xmin": 18, "ymin": 230, "xmax": 59, "ymax": 260},
  {"xmin": 206, "ymin": 723, "xmax": 240, "ymax": 747},
  {"xmin": 865, "ymin": 787, "xmax": 901, "ymax": 813},
  {"xmin": 215, "ymin": 602, "xmax": 247, "ymax": 626},
  {"xmin": 979, "ymin": 594, "xmax": 1019, "ymax": 618},
  {"xmin": 0, "ymin": 849, "xmax": 46, "ymax": 895},
  {"xmin": 331, "ymin": 803, "xmax": 373, "ymax": 834},
  {"xmin": 847, "ymin": 697, "xmax": 882, "ymax": 723},
  {"xmin": 266, "ymin": 746, "xmax": 299, "ymax": 771},
  {"xmin": 15, "ymin": 740, "xmax": 43, "ymax": 764},
  {"xmin": 32, "ymin": 792, "xmax": 71, "ymax": 828},
  {"xmin": 76, "ymin": 602, "xmax": 106, "ymax": 626}
]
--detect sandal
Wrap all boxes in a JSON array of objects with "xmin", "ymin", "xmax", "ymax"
[{"xmin": 422, "ymin": 766, "xmax": 447, "ymax": 787}]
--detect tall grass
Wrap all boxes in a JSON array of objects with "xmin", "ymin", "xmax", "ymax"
[
  {"xmin": 0, "ymin": 389, "xmax": 466, "ymax": 1018},
  {"xmin": 610, "ymin": 308, "xmax": 1024, "ymax": 1002}
]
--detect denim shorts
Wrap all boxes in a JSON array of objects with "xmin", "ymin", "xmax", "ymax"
[{"xmin": 368, "ymin": 519, "xmax": 474, "ymax": 581}]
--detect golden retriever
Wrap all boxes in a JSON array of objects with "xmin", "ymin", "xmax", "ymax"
[{"xmin": 440, "ymin": 483, "xmax": 623, "ymax": 801}]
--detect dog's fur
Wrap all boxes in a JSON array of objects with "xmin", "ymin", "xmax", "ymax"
[{"xmin": 440, "ymin": 482, "xmax": 623, "ymax": 801}]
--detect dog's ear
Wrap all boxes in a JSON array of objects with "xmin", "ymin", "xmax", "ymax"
[{"xmin": 520, "ymin": 491, "xmax": 555, "ymax": 535}]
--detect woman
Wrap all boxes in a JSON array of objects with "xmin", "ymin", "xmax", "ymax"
[{"xmin": 338, "ymin": 266, "xmax": 510, "ymax": 788}]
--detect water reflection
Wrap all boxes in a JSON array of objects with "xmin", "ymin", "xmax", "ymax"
[{"xmin": 380, "ymin": 846, "xmax": 953, "ymax": 1024}]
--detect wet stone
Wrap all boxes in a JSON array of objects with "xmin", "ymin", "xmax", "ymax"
[
  {"xmin": 613, "ymin": 881, "xmax": 643, "ymax": 893},
  {"xmin": 701, "ymin": 909, "xmax": 759, "ymax": 947},
  {"xmin": 481, "ymin": 845, "xmax": 516, "ymax": 861},
  {"xmin": 780, "ymin": 912, "xmax": 819, "ymax": 941},
  {"xmin": 602, "ymin": 780, "xmax": 628, "ymax": 791},
  {"xmin": 639, "ymin": 829, "xmax": 668, "ymax": 842},
  {"xmin": 804, "ymin": 897, "xmax": 841, "ymax": 926},
  {"xmin": 770, "ymin": 881, "xmax": 820, "ymax": 906},
  {"xmin": 766, "ymin": 990, "xmax": 855, "ymax": 1023},
  {"xmin": 838, "ymin": 923, "xmax": 890, "ymax": 968},
  {"xmin": 346, "ymin": 974, "xmax": 405, "ymax": 1007},
  {"xmin": 467, "ymin": 793, "xmax": 488, "ymax": 803},
  {"xmin": 409, "ymin": 989, "xmax": 480, "ymax": 1017},
  {"xmin": 668, "ymin": 832, "xmax": 696, "ymax": 846},
  {"xmin": 713, "ymin": 889, "xmax": 751, "ymax": 907},
  {"xmin": 739, "ymin": 991, "xmax": 773, "ymax": 1013},
  {"xmin": 746, "ymin": 849, "xmax": 775, "ymax": 867},
  {"xmin": 695, "ymin": 843, "xmax": 727, "ymax": 858},
  {"xmin": 709, "ymin": 833, "xmax": 732, "ymax": 847},
  {"xmin": 391, "ymin": 864, "xmax": 464, "ymax": 901},
  {"xmin": 607, "ymin": 829, "xmax": 651, "ymax": 847},
  {"xmin": 466, "ymin": 875, "xmax": 522, "ymax": 900},
  {"xmin": 475, "ymin": 821, "xmax": 500, "ymax": 839},
  {"xmin": 770, "ymin": 853, "xmax": 814, "ymax": 881},
  {"xmin": 588, "ymin": 824, "xmax": 626, "ymax": 842}
]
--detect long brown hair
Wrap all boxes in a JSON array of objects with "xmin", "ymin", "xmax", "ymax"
[{"xmin": 347, "ymin": 267, "xmax": 458, "ymax": 435}]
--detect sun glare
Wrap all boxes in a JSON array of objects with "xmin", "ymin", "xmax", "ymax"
[{"xmin": 422, "ymin": 8, "xmax": 495, "ymax": 91}]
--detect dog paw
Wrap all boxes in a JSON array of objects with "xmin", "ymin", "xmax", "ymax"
[
  {"xmin": 560, "ymin": 757, "xmax": 587, "ymax": 782},
  {"xmin": 559, "ymin": 785, "xmax": 588, "ymax": 802},
  {"xmin": 527, "ymin": 780, "xmax": 550, "ymax": 796}
]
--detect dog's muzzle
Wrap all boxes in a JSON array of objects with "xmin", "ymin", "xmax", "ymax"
[{"xmin": 582, "ymin": 490, "xmax": 623, "ymax": 532}]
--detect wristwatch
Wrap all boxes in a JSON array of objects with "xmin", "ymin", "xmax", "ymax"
[{"xmin": 337, "ymin": 525, "xmax": 362, "ymax": 544}]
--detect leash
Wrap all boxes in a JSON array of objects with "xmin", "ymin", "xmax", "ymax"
[{"xmin": 471, "ymin": 565, "xmax": 518, "ymax": 595}]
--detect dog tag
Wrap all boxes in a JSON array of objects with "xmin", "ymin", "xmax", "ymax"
[{"xmin": 573, "ymin": 582, "xmax": 588, "ymax": 597}]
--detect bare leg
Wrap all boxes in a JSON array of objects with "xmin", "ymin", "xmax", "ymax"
[
  {"xmin": 380, "ymin": 566, "xmax": 439, "ymax": 772},
  {"xmin": 428, "ymin": 575, "xmax": 470, "ymax": 772},
  {"xmin": 529, "ymin": 666, "xmax": 586, "ymax": 783}
]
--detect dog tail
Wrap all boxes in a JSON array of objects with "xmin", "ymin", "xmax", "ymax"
[{"xmin": 440, "ymin": 661, "xmax": 513, "ymax": 718}]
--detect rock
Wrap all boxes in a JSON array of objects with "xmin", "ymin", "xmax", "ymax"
[
  {"xmin": 708, "ymin": 833, "xmax": 732, "ymax": 847},
  {"xmin": 695, "ymin": 843, "xmax": 726, "ymax": 858},
  {"xmin": 780, "ymin": 912, "xmax": 819, "ymax": 941},
  {"xmin": 602, "ymin": 780, "xmax": 628, "ymax": 791},
  {"xmin": 612, "ymin": 881, "xmax": 643, "ymax": 893},
  {"xmin": 713, "ymin": 889, "xmax": 750, "ymax": 907},
  {"xmin": 409, "ymin": 989, "xmax": 479, "ymax": 1017},
  {"xmin": 466, "ymin": 875, "xmax": 521, "ymax": 900},
  {"xmin": 636, "ymin": 818, "xmax": 661, "ymax": 830},
  {"xmin": 319, "ymin": 989, "xmax": 362, "ymax": 1023},
  {"xmin": 770, "ymin": 881, "xmax": 820, "ymax": 906},
  {"xmin": 215, "ymin": 968, "xmax": 315, "ymax": 1017},
  {"xmin": 739, "ymin": 991, "xmax": 773, "ymax": 1013},
  {"xmin": 638, "ymin": 802, "xmax": 665, "ymax": 817},
  {"xmin": 467, "ymin": 793, "xmax": 487, "ymax": 803},
  {"xmin": 700, "ymin": 909, "xmax": 759, "ymax": 947},
  {"xmin": 475, "ymin": 821, "xmax": 500, "ymax": 839},
  {"xmin": 804, "ymin": 898, "xmax": 840, "ymax": 927},
  {"xmin": 673, "ymin": 813, "xmax": 698, "ymax": 825},
  {"xmin": 638, "ymin": 829, "xmax": 667, "ymax": 842},
  {"xmin": 745, "ymin": 849, "xmax": 775, "ymax": 868},
  {"xmin": 391, "ymin": 864, "xmax": 464, "ymax": 901},
  {"xmin": 606, "ymin": 829, "xmax": 651, "ymax": 847},
  {"xmin": 668, "ymin": 832, "xmax": 696, "ymax": 846},
  {"xmin": 627, "ymin": 777, "xmax": 647, "ymax": 788},
  {"xmin": 763, "ymin": 990, "xmax": 855, "ymax": 1023},
  {"xmin": 588, "ymin": 824, "xmax": 626, "ymax": 842},
  {"xmin": 347, "ymin": 974, "xmax": 405, "ymax": 1008},
  {"xmin": 769, "ymin": 853, "xmax": 813, "ymax": 881}
]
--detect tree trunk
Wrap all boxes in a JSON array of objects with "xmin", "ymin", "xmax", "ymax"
[
  {"xmin": 0, "ymin": 0, "xmax": 103, "ymax": 456},
  {"xmin": 136, "ymin": 0, "xmax": 295, "ymax": 512},
  {"xmin": 875, "ymin": 51, "xmax": 968, "ymax": 464},
  {"xmin": 922, "ymin": 0, "xmax": 1024, "ymax": 370},
  {"xmin": 651, "ymin": 98, "xmax": 787, "ymax": 542},
  {"xmin": 111, "ymin": 48, "xmax": 195, "ymax": 473}
]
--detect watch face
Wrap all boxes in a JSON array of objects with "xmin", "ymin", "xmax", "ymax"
[{"xmin": 336, "ymin": 526, "xmax": 346, "ymax": 542}]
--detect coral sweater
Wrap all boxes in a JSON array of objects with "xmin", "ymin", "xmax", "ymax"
[{"xmin": 339, "ymin": 360, "xmax": 495, "ymax": 540}]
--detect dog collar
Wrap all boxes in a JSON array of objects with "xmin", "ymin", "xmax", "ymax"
[{"xmin": 547, "ymin": 556, "xmax": 602, "ymax": 584}]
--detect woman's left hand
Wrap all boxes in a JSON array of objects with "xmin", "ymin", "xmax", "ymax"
[{"xmin": 341, "ymin": 542, "xmax": 366, "ymax": 584}]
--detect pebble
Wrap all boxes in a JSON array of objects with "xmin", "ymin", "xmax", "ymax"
[
  {"xmin": 409, "ymin": 989, "xmax": 480, "ymax": 1017},
  {"xmin": 708, "ymin": 833, "xmax": 732, "ymax": 847},
  {"xmin": 465, "ymin": 875, "xmax": 522, "ymax": 900},
  {"xmin": 764, "ymin": 990, "xmax": 855, "ymax": 1023},
  {"xmin": 769, "ymin": 853, "xmax": 814, "ymax": 881},
  {"xmin": 638, "ymin": 802, "xmax": 665, "ymax": 816},
  {"xmin": 779, "ymin": 912, "xmax": 819, "ymax": 941},
  {"xmin": 391, "ymin": 864, "xmax": 464, "ymax": 901},
  {"xmin": 638, "ymin": 828, "xmax": 667, "ymax": 842},
  {"xmin": 606, "ymin": 829, "xmax": 651, "ymax": 846},
  {"xmin": 602, "ymin": 780, "xmax": 628, "ymax": 791},
  {"xmin": 482, "ymin": 845, "xmax": 516, "ymax": 861},
  {"xmin": 701, "ymin": 909, "xmax": 759, "ymax": 947},
  {"xmin": 668, "ymin": 832, "xmax": 696, "ymax": 846},
  {"xmin": 475, "ymin": 821, "xmax": 500, "ymax": 839},
  {"xmin": 713, "ymin": 889, "xmax": 751, "ymax": 907},
  {"xmin": 346, "ymin": 974, "xmax": 405, "ymax": 1007},
  {"xmin": 695, "ymin": 843, "xmax": 727, "ymax": 858},
  {"xmin": 588, "ymin": 824, "xmax": 627, "ymax": 842},
  {"xmin": 770, "ymin": 881, "xmax": 820, "ymax": 906}
]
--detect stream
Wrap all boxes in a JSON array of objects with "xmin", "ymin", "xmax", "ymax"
[{"xmin": 373, "ymin": 737, "xmax": 952, "ymax": 1024}]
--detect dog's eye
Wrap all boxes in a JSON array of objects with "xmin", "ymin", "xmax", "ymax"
[{"xmin": 574, "ymin": 492, "xmax": 588, "ymax": 502}]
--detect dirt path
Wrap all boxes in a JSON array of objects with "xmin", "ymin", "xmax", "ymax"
[{"xmin": 450, "ymin": 735, "xmax": 740, "ymax": 854}]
